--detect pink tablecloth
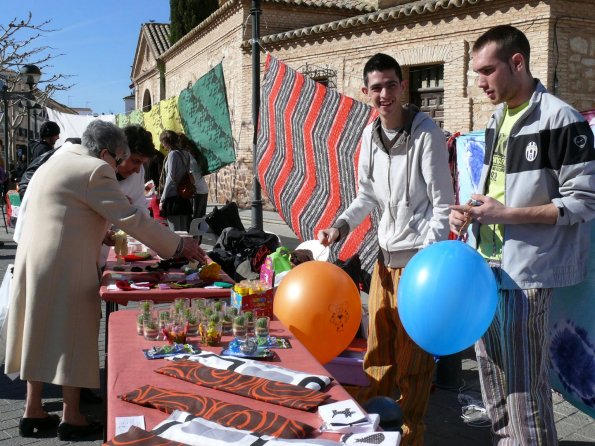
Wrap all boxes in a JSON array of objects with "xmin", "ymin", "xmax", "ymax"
[
  {"xmin": 106, "ymin": 310, "xmax": 352, "ymax": 441},
  {"xmin": 100, "ymin": 251, "xmax": 233, "ymax": 306}
]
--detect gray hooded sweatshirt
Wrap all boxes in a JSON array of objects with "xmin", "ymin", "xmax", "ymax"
[{"xmin": 334, "ymin": 104, "xmax": 454, "ymax": 268}]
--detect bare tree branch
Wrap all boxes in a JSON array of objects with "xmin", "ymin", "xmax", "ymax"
[{"xmin": 0, "ymin": 12, "xmax": 73, "ymax": 164}]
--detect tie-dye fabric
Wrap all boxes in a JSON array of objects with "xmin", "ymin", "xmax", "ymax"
[
  {"xmin": 178, "ymin": 63, "xmax": 235, "ymax": 174},
  {"xmin": 167, "ymin": 351, "xmax": 332, "ymax": 391},
  {"xmin": 119, "ymin": 385, "xmax": 313, "ymax": 439},
  {"xmin": 143, "ymin": 97, "xmax": 185, "ymax": 154},
  {"xmin": 155, "ymin": 360, "xmax": 329, "ymax": 411}
]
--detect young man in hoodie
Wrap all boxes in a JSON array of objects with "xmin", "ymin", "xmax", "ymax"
[
  {"xmin": 449, "ymin": 25, "xmax": 595, "ymax": 445},
  {"xmin": 318, "ymin": 53, "xmax": 454, "ymax": 446}
]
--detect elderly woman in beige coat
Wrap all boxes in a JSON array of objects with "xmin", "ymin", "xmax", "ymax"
[{"xmin": 5, "ymin": 120, "xmax": 206, "ymax": 440}]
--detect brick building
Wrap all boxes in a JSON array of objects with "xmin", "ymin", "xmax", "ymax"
[{"xmin": 131, "ymin": 0, "xmax": 595, "ymax": 207}]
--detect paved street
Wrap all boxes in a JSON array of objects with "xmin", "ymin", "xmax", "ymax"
[{"xmin": 0, "ymin": 208, "xmax": 593, "ymax": 445}]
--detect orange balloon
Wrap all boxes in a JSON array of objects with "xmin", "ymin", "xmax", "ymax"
[{"xmin": 273, "ymin": 261, "xmax": 362, "ymax": 364}]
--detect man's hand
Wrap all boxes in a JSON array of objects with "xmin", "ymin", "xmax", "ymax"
[
  {"xmin": 317, "ymin": 228, "xmax": 340, "ymax": 246},
  {"xmin": 102, "ymin": 230, "xmax": 116, "ymax": 246},
  {"xmin": 180, "ymin": 237, "xmax": 207, "ymax": 263},
  {"xmin": 449, "ymin": 194, "xmax": 509, "ymax": 236}
]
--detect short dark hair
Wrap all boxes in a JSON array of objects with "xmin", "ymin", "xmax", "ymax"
[
  {"xmin": 40, "ymin": 121, "xmax": 60, "ymax": 138},
  {"xmin": 124, "ymin": 125, "xmax": 155, "ymax": 158},
  {"xmin": 473, "ymin": 25, "xmax": 531, "ymax": 69},
  {"xmin": 363, "ymin": 53, "xmax": 403, "ymax": 86}
]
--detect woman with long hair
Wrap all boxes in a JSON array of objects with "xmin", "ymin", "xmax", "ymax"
[{"xmin": 159, "ymin": 130, "xmax": 193, "ymax": 231}]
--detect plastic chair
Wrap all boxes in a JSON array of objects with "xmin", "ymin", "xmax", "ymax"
[{"xmin": 188, "ymin": 217, "xmax": 208, "ymax": 236}]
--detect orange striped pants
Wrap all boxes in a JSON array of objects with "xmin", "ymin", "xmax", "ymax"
[{"xmin": 359, "ymin": 261, "xmax": 435, "ymax": 446}]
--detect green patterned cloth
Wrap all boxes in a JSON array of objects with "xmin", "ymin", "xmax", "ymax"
[
  {"xmin": 116, "ymin": 109, "xmax": 145, "ymax": 129},
  {"xmin": 178, "ymin": 63, "xmax": 235, "ymax": 174}
]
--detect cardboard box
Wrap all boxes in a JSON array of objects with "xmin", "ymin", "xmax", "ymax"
[
  {"xmin": 230, "ymin": 288, "xmax": 275, "ymax": 318},
  {"xmin": 323, "ymin": 337, "xmax": 370, "ymax": 387}
]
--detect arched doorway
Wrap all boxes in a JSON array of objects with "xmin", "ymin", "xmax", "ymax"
[{"xmin": 142, "ymin": 89, "xmax": 152, "ymax": 111}]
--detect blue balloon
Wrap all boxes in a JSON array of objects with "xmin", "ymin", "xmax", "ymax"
[{"xmin": 397, "ymin": 240, "xmax": 498, "ymax": 356}]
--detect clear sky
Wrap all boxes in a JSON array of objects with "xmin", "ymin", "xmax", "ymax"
[{"xmin": 2, "ymin": 1, "xmax": 171, "ymax": 115}]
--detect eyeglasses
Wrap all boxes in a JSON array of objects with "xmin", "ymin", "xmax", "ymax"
[{"xmin": 105, "ymin": 149, "xmax": 124, "ymax": 166}]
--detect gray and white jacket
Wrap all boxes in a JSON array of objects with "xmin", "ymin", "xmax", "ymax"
[
  {"xmin": 469, "ymin": 81, "xmax": 595, "ymax": 289},
  {"xmin": 334, "ymin": 105, "xmax": 454, "ymax": 268}
]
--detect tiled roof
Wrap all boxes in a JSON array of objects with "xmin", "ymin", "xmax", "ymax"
[
  {"xmin": 263, "ymin": 0, "xmax": 376, "ymax": 12},
  {"xmin": 257, "ymin": 0, "xmax": 486, "ymax": 45},
  {"xmin": 142, "ymin": 22, "xmax": 171, "ymax": 58},
  {"xmin": 164, "ymin": 0, "xmax": 376, "ymax": 56}
]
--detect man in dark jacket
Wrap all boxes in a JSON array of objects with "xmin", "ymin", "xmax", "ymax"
[
  {"xmin": 18, "ymin": 138, "xmax": 81, "ymax": 199},
  {"xmin": 30, "ymin": 121, "xmax": 60, "ymax": 160}
]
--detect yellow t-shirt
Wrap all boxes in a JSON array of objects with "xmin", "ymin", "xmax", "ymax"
[{"xmin": 478, "ymin": 101, "xmax": 529, "ymax": 260}]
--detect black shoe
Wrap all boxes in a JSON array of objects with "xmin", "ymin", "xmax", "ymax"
[
  {"xmin": 57, "ymin": 419, "xmax": 103, "ymax": 441},
  {"xmin": 80, "ymin": 387, "xmax": 103, "ymax": 404},
  {"xmin": 19, "ymin": 414, "xmax": 60, "ymax": 437}
]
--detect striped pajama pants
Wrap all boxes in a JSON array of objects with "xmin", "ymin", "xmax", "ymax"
[
  {"xmin": 360, "ymin": 261, "xmax": 435, "ymax": 446},
  {"xmin": 476, "ymin": 287, "xmax": 558, "ymax": 445}
]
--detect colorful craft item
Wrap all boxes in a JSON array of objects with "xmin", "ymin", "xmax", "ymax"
[
  {"xmin": 119, "ymin": 385, "xmax": 314, "ymax": 438},
  {"xmin": 155, "ymin": 360, "xmax": 329, "ymax": 410},
  {"xmin": 115, "ymin": 280, "xmax": 156, "ymax": 291},
  {"xmin": 124, "ymin": 252, "xmax": 152, "ymax": 262},
  {"xmin": 198, "ymin": 261, "xmax": 222, "ymax": 280},
  {"xmin": 143, "ymin": 344, "xmax": 198, "ymax": 360}
]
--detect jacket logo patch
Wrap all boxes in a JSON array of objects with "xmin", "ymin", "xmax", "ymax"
[
  {"xmin": 525, "ymin": 141, "xmax": 538, "ymax": 162},
  {"xmin": 574, "ymin": 135, "xmax": 587, "ymax": 149}
]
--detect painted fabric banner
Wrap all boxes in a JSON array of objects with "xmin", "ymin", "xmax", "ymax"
[
  {"xmin": 143, "ymin": 97, "xmax": 184, "ymax": 154},
  {"xmin": 46, "ymin": 108, "xmax": 115, "ymax": 148},
  {"xmin": 116, "ymin": 109, "xmax": 145, "ymax": 128},
  {"xmin": 178, "ymin": 63, "xmax": 235, "ymax": 174},
  {"xmin": 256, "ymin": 54, "xmax": 378, "ymax": 272},
  {"xmin": 115, "ymin": 113, "xmax": 131, "ymax": 128}
]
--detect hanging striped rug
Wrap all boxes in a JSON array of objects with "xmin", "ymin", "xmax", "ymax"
[{"xmin": 257, "ymin": 54, "xmax": 379, "ymax": 273}]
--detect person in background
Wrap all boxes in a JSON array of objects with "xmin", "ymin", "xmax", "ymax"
[
  {"xmin": 159, "ymin": 130, "xmax": 193, "ymax": 231},
  {"xmin": 18, "ymin": 138, "xmax": 81, "ymax": 200},
  {"xmin": 30, "ymin": 121, "xmax": 60, "ymax": 159},
  {"xmin": 177, "ymin": 133, "xmax": 209, "ymax": 219},
  {"xmin": 318, "ymin": 53, "xmax": 454, "ymax": 446},
  {"xmin": 5, "ymin": 120, "xmax": 206, "ymax": 441},
  {"xmin": 449, "ymin": 25, "xmax": 595, "ymax": 445},
  {"xmin": 98, "ymin": 125, "xmax": 156, "ymax": 268}
]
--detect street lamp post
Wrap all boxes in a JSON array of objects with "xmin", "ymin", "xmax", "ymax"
[
  {"xmin": 1, "ymin": 85, "xmax": 8, "ymax": 168},
  {"xmin": 250, "ymin": 0, "xmax": 263, "ymax": 230},
  {"xmin": 0, "ymin": 64, "xmax": 42, "ymax": 168}
]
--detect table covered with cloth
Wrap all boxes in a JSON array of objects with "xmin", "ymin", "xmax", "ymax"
[{"xmin": 106, "ymin": 309, "xmax": 355, "ymax": 442}]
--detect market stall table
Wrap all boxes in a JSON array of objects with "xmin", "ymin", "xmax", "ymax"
[
  {"xmin": 106, "ymin": 309, "xmax": 356, "ymax": 442},
  {"xmin": 100, "ymin": 249, "xmax": 233, "ymax": 310}
]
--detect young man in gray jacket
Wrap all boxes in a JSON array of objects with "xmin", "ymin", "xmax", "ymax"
[
  {"xmin": 318, "ymin": 53, "xmax": 454, "ymax": 446},
  {"xmin": 450, "ymin": 25, "xmax": 595, "ymax": 445}
]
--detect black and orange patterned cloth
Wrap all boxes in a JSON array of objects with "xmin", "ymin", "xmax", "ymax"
[
  {"xmin": 155, "ymin": 360, "xmax": 329, "ymax": 411},
  {"xmin": 104, "ymin": 426, "xmax": 188, "ymax": 445},
  {"xmin": 119, "ymin": 385, "xmax": 314, "ymax": 439}
]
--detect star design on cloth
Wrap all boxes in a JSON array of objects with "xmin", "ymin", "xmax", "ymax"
[{"xmin": 332, "ymin": 407, "xmax": 356, "ymax": 418}]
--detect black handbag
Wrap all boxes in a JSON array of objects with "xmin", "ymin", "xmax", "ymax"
[{"xmin": 205, "ymin": 202, "xmax": 245, "ymax": 236}]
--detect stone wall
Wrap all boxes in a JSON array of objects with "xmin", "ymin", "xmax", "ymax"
[
  {"xmin": 550, "ymin": 0, "xmax": 595, "ymax": 113},
  {"xmin": 140, "ymin": 0, "xmax": 595, "ymax": 209}
]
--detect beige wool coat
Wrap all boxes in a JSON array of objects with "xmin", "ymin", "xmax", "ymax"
[{"xmin": 5, "ymin": 145, "xmax": 180, "ymax": 388}]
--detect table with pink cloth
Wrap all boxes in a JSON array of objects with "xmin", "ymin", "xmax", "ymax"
[
  {"xmin": 106, "ymin": 309, "xmax": 353, "ymax": 442},
  {"xmin": 100, "ymin": 250, "xmax": 233, "ymax": 308}
]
